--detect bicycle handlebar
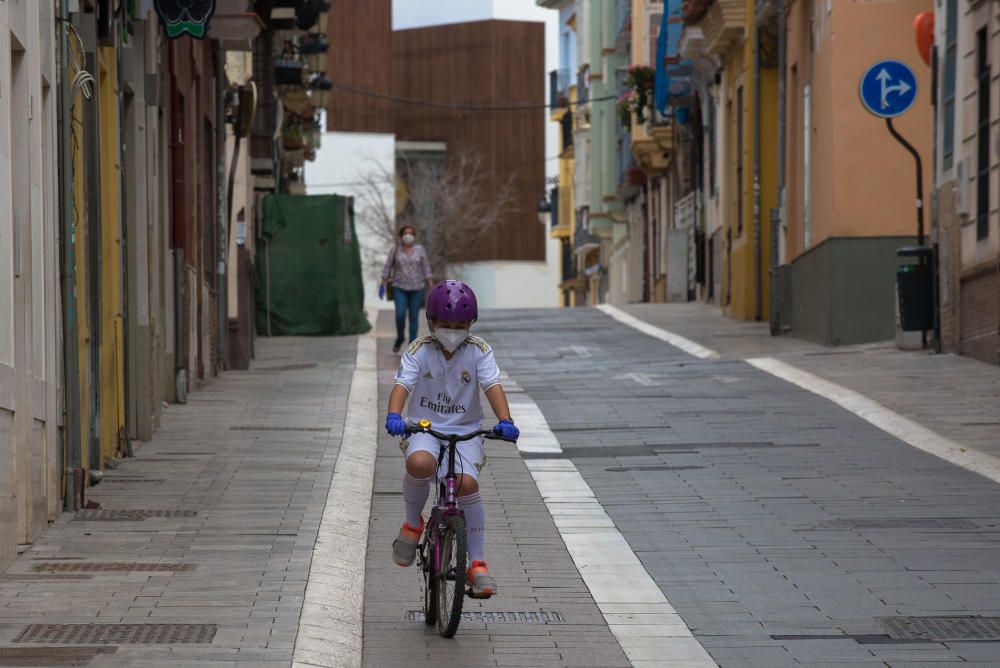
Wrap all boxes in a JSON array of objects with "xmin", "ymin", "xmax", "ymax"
[{"xmin": 404, "ymin": 420, "xmax": 517, "ymax": 444}]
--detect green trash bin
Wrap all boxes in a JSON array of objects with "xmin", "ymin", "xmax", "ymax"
[{"xmin": 896, "ymin": 263, "xmax": 933, "ymax": 332}]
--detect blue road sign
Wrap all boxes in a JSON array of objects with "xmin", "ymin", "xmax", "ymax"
[{"xmin": 859, "ymin": 60, "xmax": 918, "ymax": 118}]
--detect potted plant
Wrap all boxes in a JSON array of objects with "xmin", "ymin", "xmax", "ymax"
[
  {"xmin": 617, "ymin": 91, "xmax": 635, "ymax": 126},
  {"xmin": 625, "ymin": 64, "xmax": 655, "ymax": 123}
]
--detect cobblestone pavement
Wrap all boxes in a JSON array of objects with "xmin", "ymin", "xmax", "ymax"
[
  {"xmin": 361, "ymin": 315, "xmax": 630, "ymax": 668},
  {"xmin": 474, "ymin": 308, "xmax": 1000, "ymax": 667},
  {"xmin": 0, "ymin": 337, "xmax": 355, "ymax": 667}
]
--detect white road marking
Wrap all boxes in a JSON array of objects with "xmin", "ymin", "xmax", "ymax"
[
  {"xmin": 616, "ymin": 372, "xmax": 664, "ymax": 387},
  {"xmin": 597, "ymin": 304, "xmax": 720, "ymax": 359},
  {"xmin": 293, "ymin": 335, "xmax": 377, "ymax": 668},
  {"xmin": 747, "ymin": 356, "xmax": 1000, "ymax": 485},
  {"xmin": 517, "ymin": 408, "xmax": 717, "ymax": 666},
  {"xmin": 558, "ymin": 344, "xmax": 593, "ymax": 358}
]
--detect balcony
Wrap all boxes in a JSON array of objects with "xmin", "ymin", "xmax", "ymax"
[
  {"xmin": 560, "ymin": 111, "xmax": 573, "ymax": 154},
  {"xmin": 574, "ymin": 210, "xmax": 601, "ymax": 256},
  {"xmin": 549, "ymin": 69, "xmax": 570, "ymax": 113},
  {"xmin": 701, "ymin": 0, "xmax": 746, "ymax": 55}
]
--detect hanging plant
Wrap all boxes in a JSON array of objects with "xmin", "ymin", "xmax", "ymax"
[{"xmin": 624, "ymin": 64, "xmax": 655, "ymax": 123}]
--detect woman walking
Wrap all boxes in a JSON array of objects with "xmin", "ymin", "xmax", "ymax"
[{"xmin": 381, "ymin": 226, "xmax": 434, "ymax": 353}]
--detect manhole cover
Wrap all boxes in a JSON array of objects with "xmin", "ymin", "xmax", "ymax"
[
  {"xmin": 14, "ymin": 624, "xmax": 217, "ymax": 645},
  {"xmin": 406, "ymin": 610, "xmax": 563, "ymax": 624},
  {"xmin": 0, "ymin": 646, "xmax": 116, "ymax": 666},
  {"xmin": 253, "ymin": 362, "xmax": 318, "ymax": 372},
  {"xmin": 74, "ymin": 510, "xmax": 198, "ymax": 521},
  {"xmin": 878, "ymin": 616, "xmax": 1000, "ymax": 641},
  {"xmin": 229, "ymin": 425, "xmax": 331, "ymax": 432},
  {"xmin": 605, "ymin": 465, "xmax": 705, "ymax": 472},
  {"xmin": 32, "ymin": 562, "xmax": 194, "ymax": 573},
  {"xmin": 100, "ymin": 478, "xmax": 165, "ymax": 484},
  {"xmin": 815, "ymin": 518, "xmax": 978, "ymax": 530}
]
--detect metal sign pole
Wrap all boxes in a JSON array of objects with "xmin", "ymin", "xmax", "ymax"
[{"xmin": 885, "ymin": 117, "xmax": 926, "ymax": 348}]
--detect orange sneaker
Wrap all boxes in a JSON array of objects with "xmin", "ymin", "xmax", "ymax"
[
  {"xmin": 392, "ymin": 517, "xmax": 424, "ymax": 567},
  {"xmin": 466, "ymin": 560, "xmax": 497, "ymax": 598}
]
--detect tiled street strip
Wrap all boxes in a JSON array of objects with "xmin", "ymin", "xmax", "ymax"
[
  {"xmin": 360, "ymin": 318, "xmax": 631, "ymax": 668},
  {"xmin": 293, "ymin": 335, "xmax": 377, "ymax": 668},
  {"xmin": 0, "ymin": 337, "xmax": 355, "ymax": 666}
]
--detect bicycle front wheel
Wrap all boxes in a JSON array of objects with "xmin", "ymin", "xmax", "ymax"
[{"xmin": 436, "ymin": 514, "xmax": 467, "ymax": 638}]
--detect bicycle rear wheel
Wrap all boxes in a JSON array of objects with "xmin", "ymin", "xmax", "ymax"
[{"xmin": 435, "ymin": 514, "xmax": 467, "ymax": 638}]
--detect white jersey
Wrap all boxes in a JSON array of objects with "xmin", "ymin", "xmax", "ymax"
[{"xmin": 394, "ymin": 335, "xmax": 502, "ymax": 432}]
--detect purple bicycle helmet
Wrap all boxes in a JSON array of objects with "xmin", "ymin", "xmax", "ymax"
[{"xmin": 426, "ymin": 280, "xmax": 478, "ymax": 323}]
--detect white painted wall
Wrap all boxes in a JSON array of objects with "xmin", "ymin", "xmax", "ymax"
[{"xmin": 451, "ymin": 234, "xmax": 562, "ymax": 309}]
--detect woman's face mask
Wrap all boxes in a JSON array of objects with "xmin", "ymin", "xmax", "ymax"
[
  {"xmin": 401, "ymin": 233, "xmax": 416, "ymax": 246},
  {"xmin": 433, "ymin": 326, "xmax": 469, "ymax": 353}
]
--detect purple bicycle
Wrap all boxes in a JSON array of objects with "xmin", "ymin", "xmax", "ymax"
[{"xmin": 405, "ymin": 419, "xmax": 514, "ymax": 638}]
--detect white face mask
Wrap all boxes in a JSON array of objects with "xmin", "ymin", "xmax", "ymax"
[
  {"xmin": 434, "ymin": 327, "xmax": 469, "ymax": 353},
  {"xmin": 401, "ymin": 234, "xmax": 416, "ymax": 246}
]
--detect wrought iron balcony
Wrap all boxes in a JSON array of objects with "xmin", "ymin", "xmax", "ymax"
[{"xmin": 549, "ymin": 69, "xmax": 571, "ymax": 110}]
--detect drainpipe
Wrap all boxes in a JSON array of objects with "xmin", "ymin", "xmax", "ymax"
[
  {"xmin": 214, "ymin": 43, "xmax": 228, "ymax": 371},
  {"xmin": 57, "ymin": 0, "xmax": 83, "ymax": 511},
  {"xmin": 752, "ymin": 22, "xmax": 762, "ymax": 321},
  {"xmin": 770, "ymin": 0, "xmax": 786, "ymax": 335}
]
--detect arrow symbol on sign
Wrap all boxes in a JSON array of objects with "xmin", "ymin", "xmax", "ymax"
[{"xmin": 876, "ymin": 68, "xmax": 912, "ymax": 109}]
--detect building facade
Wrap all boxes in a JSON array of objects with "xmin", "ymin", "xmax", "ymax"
[{"xmin": 935, "ymin": 0, "xmax": 1000, "ymax": 364}]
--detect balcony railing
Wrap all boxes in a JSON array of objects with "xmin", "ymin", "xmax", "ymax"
[
  {"xmin": 549, "ymin": 186, "xmax": 560, "ymax": 230},
  {"xmin": 575, "ymin": 209, "xmax": 600, "ymax": 252},
  {"xmin": 617, "ymin": 129, "xmax": 634, "ymax": 184},
  {"xmin": 549, "ymin": 69, "xmax": 570, "ymax": 109},
  {"xmin": 577, "ymin": 66, "xmax": 590, "ymax": 105},
  {"xmin": 561, "ymin": 239, "xmax": 575, "ymax": 282}
]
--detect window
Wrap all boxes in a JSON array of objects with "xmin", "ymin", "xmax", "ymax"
[
  {"xmin": 736, "ymin": 86, "xmax": 744, "ymax": 236},
  {"xmin": 942, "ymin": 0, "xmax": 958, "ymax": 171},
  {"xmin": 708, "ymin": 97, "xmax": 717, "ymax": 196},
  {"xmin": 976, "ymin": 27, "xmax": 990, "ymax": 241}
]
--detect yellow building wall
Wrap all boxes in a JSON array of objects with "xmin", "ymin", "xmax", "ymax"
[
  {"xmin": 98, "ymin": 48, "xmax": 124, "ymax": 461},
  {"xmin": 723, "ymin": 3, "xmax": 778, "ymax": 322}
]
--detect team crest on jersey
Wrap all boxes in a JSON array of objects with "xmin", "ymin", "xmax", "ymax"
[
  {"xmin": 460, "ymin": 370, "xmax": 472, "ymax": 385},
  {"xmin": 423, "ymin": 372, "xmax": 433, "ymax": 380}
]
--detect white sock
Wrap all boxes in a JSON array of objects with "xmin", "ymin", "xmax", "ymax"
[
  {"xmin": 402, "ymin": 473, "xmax": 431, "ymax": 527},
  {"xmin": 458, "ymin": 492, "xmax": 485, "ymax": 562}
]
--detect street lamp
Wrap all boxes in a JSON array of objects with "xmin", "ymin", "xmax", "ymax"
[{"xmin": 536, "ymin": 192, "xmax": 552, "ymax": 227}]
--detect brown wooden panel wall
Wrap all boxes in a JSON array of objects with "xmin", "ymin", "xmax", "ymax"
[
  {"xmin": 325, "ymin": 0, "xmax": 393, "ymax": 133},
  {"xmin": 392, "ymin": 21, "xmax": 546, "ymax": 262}
]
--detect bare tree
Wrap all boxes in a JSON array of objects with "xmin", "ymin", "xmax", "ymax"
[{"xmin": 354, "ymin": 149, "xmax": 518, "ymax": 285}]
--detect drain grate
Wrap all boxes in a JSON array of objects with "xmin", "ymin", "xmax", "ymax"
[
  {"xmin": 32, "ymin": 562, "xmax": 194, "ymax": 573},
  {"xmin": 100, "ymin": 478, "xmax": 165, "ymax": 484},
  {"xmin": 879, "ymin": 616, "xmax": 1000, "ymax": 641},
  {"xmin": 0, "ymin": 574, "xmax": 94, "ymax": 581},
  {"xmin": 814, "ymin": 518, "xmax": 978, "ymax": 530},
  {"xmin": 15, "ymin": 623, "xmax": 217, "ymax": 645},
  {"xmin": 406, "ymin": 610, "xmax": 563, "ymax": 624},
  {"xmin": 0, "ymin": 646, "xmax": 117, "ymax": 666},
  {"xmin": 254, "ymin": 362, "xmax": 318, "ymax": 372},
  {"xmin": 74, "ymin": 510, "xmax": 198, "ymax": 521},
  {"xmin": 229, "ymin": 425, "xmax": 331, "ymax": 432},
  {"xmin": 605, "ymin": 465, "xmax": 705, "ymax": 472}
]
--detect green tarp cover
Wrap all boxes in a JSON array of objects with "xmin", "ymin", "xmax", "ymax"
[{"xmin": 257, "ymin": 194, "xmax": 371, "ymax": 336}]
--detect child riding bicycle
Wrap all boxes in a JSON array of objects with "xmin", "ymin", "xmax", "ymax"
[{"xmin": 384, "ymin": 280, "xmax": 519, "ymax": 598}]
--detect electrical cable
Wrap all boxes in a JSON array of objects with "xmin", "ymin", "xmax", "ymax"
[{"xmin": 325, "ymin": 80, "xmax": 616, "ymax": 112}]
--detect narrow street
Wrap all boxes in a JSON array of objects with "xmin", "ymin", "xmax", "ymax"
[{"xmin": 0, "ymin": 305, "xmax": 998, "ymax": 666}]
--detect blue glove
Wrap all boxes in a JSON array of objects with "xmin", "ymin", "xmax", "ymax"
[
  {"xmin": 493, "ymin": 419, "xmax": 519, "ymax": 441},
  {"xmin": 385, "ymin": 412, "xmax": 406, "ymax": 437},
  {"xmin": 378, "ymin": 283, "xmax": 386, "ymax": 300}
]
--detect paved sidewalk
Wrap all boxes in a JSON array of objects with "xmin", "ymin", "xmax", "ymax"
[
  {"xmin": 360, "ymin": 315, "xmax": 629, "ymax": 668},
  {"xmin": 0, "ymin": 337, "xmax": 355, "ymax": 667},
  {"xmin": 620, "ymin": 303, "xmax": 1000, "ymax": 460}
]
